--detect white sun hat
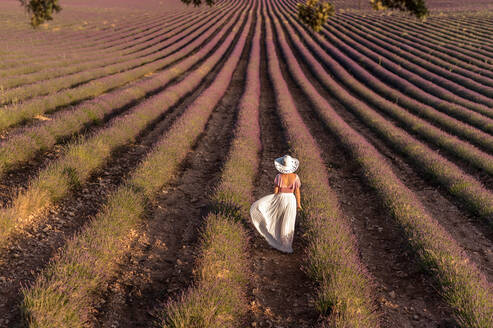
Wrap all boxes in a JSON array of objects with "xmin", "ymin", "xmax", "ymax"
[{"xmin": 274, "ymin": 155, "xmax": 299, "ymax": 174}]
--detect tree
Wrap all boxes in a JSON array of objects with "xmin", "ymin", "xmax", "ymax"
[
  {"xmin": 20, "ymin": 0, "xmax": 62, "ymax": 27},
  {"xmin": 18, "ymin": 0, "xmax": 427, "ymax": 30}
]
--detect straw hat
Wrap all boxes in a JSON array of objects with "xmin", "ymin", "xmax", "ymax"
[{"xmin": 274, "ymin": 155, "xmax": 299, "ymax": 174}]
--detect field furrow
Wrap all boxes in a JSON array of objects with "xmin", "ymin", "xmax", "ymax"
[{"xmin": 245, "ymin": 7, "xmax": 319, "ymax": 327}]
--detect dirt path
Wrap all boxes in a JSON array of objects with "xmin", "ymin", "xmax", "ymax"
[
  {"xmin": 0, "ymin": 27, "xmax": 234, "ymax": 327},
  {"xmin": 273, "ymin": 20, "xmax": 462, "ymax": 327},
  {"xmin": 94, "ymin": 12, "xmax": 253, "ymax": 328},
  {"xmin": 244, "ymin": 15, "xmax": 320, "ymax": 328}
]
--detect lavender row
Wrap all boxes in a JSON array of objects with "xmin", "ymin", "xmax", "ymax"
[
  {"xmin": 331, "ymin": 14, "xmax": 493, "ymax": 88},
  {"xmin": 0, "ymin": 5, "xmax": 201, "ymax": 61},
  {"xmin": 0, "ymin": 1, "xmax": 242, "ymax": 133},
  {"xmin": 163, "ymin": 5, "xmax": 259, "ymax": 325},
  {"xmin": 342, "ymin": 13, "xmax": 493, "ymax": 74},
  {"xmin": 374, "ymin": 14, "xmax": 493, "ymax": 55},
  {"xmin": 0, "ymin": 8, "xmax": 213, "ymax": 79},
  {"xmin": 314, "ymin": 23, "xmax": 493, "ymax": 127},
  {"xmin": 323, "ymin": 17, "xmax": 493, "ymax": 105},
  {"xmin": 0, "ymin": 3, "xmax": 232, "ymax": 91},
  {"xmin": 0, "ymin": 0, "xmax": 248, "ymax": 244},
  {"xmin": 330, "ymin": 13, "xmax": 493, "ymax": 81},
  {"xmin": 265, "ymin": 1, "xmax": 379, "ymax": 326},
  {"xmin": 379, "ymin": 13, "xmax": 493, "ymax": 50},
  {"xmin": 325, "ymin": 16, "xmax": 493, "ymax": 100},
  {"xmin": 21, "ymin": 3, "xmax": 252, "ymax": 324},
  {"xmin": 274, "ymin": 2, "xmax": 493, "ymax": 325},
  {"xmin": 283, "ymin": 2, "xmax": 493, "ymax": 157},
  {"xmin": 350, "ymin": 13, "xmax": 493, "ymax": 62},
  {"xmin": 0, "ymin": 13, "xmax": 185, "ymax": 70},
  {"xmin": 281, "ymin": 6, "xmax": 493, "ymax": 175}
]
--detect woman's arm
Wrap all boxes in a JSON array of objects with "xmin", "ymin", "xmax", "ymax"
[
  {"xmin": 295, "ymin": 187, "xmax": 302, "ymax": 210},
  {"xmin": 274, "ymin": 186, "xmax": 279, "ymax": 194}
]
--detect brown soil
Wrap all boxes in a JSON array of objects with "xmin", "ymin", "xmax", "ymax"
[
  {"xmin": 274, "ymin": 17, "xmax": 461, "ymax": 328},
  {"xmin": 243, "ymin": 17, "xmax": 320, "ymax": 328},
  {"xmin": 93, "ymin": 11, "xmax": 253, "ymax": 327}
]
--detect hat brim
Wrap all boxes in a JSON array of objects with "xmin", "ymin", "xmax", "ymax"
[{"xmin": 274, "ymin": 157, "xmax": 299, "ymax": 174}]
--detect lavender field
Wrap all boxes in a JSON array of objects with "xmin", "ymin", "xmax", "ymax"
[{"xmin": 1, "ymin": 0, "xmax": 493, "ymax": 327}]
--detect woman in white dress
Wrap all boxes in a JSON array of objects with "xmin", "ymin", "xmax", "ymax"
[{"xmin": 250, "ymin": 155, "xmax": 302, "ymax": 253}]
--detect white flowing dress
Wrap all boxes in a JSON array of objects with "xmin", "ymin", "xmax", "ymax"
[{"xmin": 250, "ymin": 174, "xmax": 301, "ymax": 253}]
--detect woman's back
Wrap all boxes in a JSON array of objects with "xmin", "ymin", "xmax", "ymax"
[{"xmin": 275, "ymin": 173, "xmax": 300, "ymax": 193}]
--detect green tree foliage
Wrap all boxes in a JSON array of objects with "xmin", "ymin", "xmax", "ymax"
[
  {"xmin": 20, "ymin": 0, "xmax": 62, "ymax": 27},
  {"xmin": 181, "ymin": 0, "xmax": 215, "ymax": 7},
  {"xmin": 297, "ymin": 0, "xmax": 334, "ymax": 32},
  {"xmin": 370, "ymin": 0, "xmax": 428, "ymax": 18}
]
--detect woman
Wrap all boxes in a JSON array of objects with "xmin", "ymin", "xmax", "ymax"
[{"xmin": 250, "ymin": 155, "xmax": 302, "ymax": 253}]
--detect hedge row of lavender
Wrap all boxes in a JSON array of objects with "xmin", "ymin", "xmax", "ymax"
[
  {"xmin": 0, "ymin": 5, "xmax": 204, "ymax": 65},
  {"xmin": 0, "ymin": 1, "xmax": 243, "ymax": 133},
  {"xmin": 21, "ymin": 4, "xmax": 252, "ymax": 323},
  {"xmin": 280, "ymin": 0, "xmax": 493, "ymax": 225},
  {"xmin": 371, "ymin": 13, "xmax": 493, "ymax": 49},
  {"xmin": 0, "ymin": 8, "xmax": 203, "ymax": 77},
  {"xmin": 0, "ymin": 1, "xmax": 243, "ymax": 183},
  {"xmin": 352, "ymin": 14, "xmax": 493, "ymax": 67},
  {"xmin": 418, "ymin": 16, "xmax": 493, "ymax": 47},
  {"xmin": 329, "ymin": 14, "xmax": 493, "ymax": 83},
  {"xmin": 341, "ymin": 14, "xmax": 493, "ymax": 77},
  {"xmin": 322, "ymin": 20, "xmax": 493, "ymax": 108},
  {"xmin": 302, "ymin": 21, "xmax": 493, "ymax": 130},
  {"xmin": 313, "ymin": 28, "xmax": 493, "ymax": 139},
  {"xmin": 0, "ymin": 2, "xmax": 248, "ymax": 244},
  {"xmin": 265, "ymin": 2, "xmax": 379, "ymax": 326},
  {"xmin": 0, "ymin": 9, "xmax": 178, "ymax": 52},
  {"xmin": 0, "ymin": 7, "xmax": 224, "ymax": 90},
  {"xmin": 323, "ymin": 18, "xmax": 493, "ymax": 103},
  {"xmin": 163, "ymin": 5, "xmax": 258, "ymax": 326},
  {"xmin": 0, "ymin": 3, "xmax": 237, "ymax": 105},
  {"xmin": 0, "ymin": 13, "xmax": 186, "ymax": 72},
  {"xmin": 274, "ymin": 1, "xmax": 493, "ymax": 326},
  {"xmin": 333, "ymin": 14, "xmax": 493, "ymax": 90},
  {"xmin": 370, "ymin": 14, "xmax": 493, "ymax": 57},
  {"xmin": 423, "ymin": 14, "xmax": 493, "ymax": 40}
]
